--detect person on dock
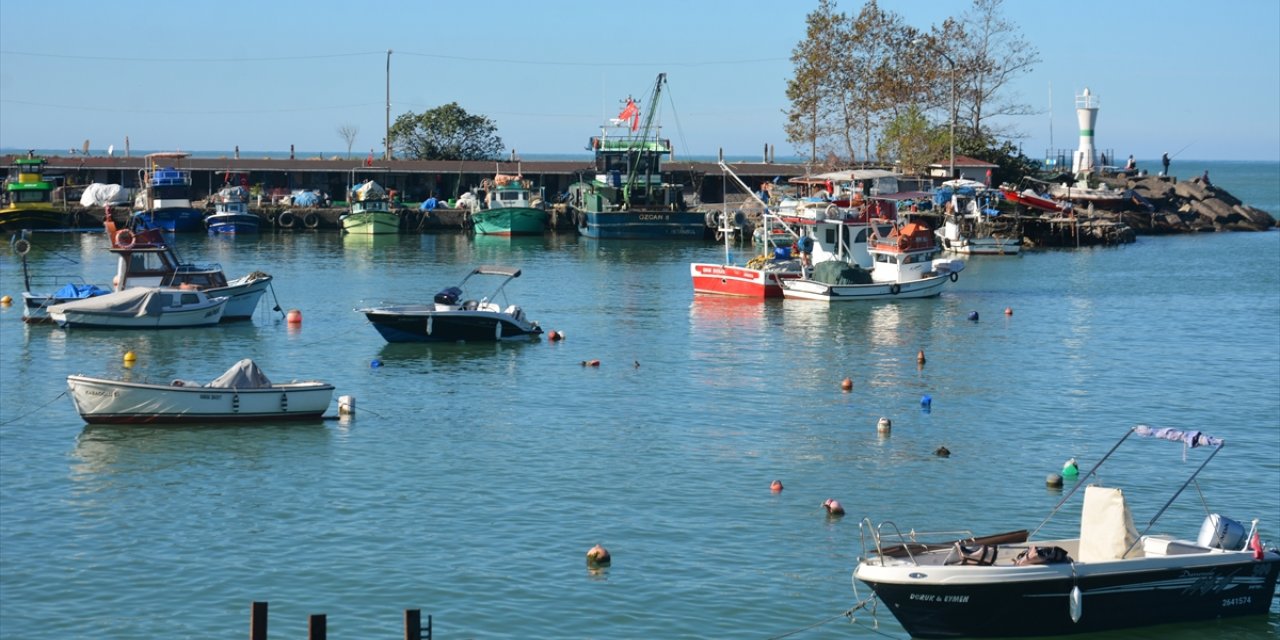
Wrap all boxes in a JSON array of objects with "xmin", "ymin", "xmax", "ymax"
[
  {"xmin": 1125, "ymin": 155, "xmax": 1136, "ymax": 171},
  {"xmin": 1201, "ymin": 170, "xmax": 1212, "ymax": 187},
  {"xmin": 1161, "ymin": 152, "xmax": 1170, "ymax": 176}
]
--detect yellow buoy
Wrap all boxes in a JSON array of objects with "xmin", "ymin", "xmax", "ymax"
[
  {"xmin": 0, "ymin": 295, "xmax": 11, "ymax": 305},
  {"xmin": 123, "ymin": 351, "xmax": 137, "ymax": 362}
]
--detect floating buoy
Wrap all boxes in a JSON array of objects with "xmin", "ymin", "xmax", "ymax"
[
  {"xmin": 917, "ymin": 349, "xmax": 926, "ymax": 364},
  {"xmin": 1004, "ymin": 307, "xmax": 1013, "ymax": 316},
  {"xmin": 967, "ymin": 311, "xmax": 980, "ymax": 322},
  {"xmin": 823, "ymin": 499, "xmax": 845, "ymax": 516},
  {"xmin": 1062, "ymin": 458, "xmax": 1079, "ymax": 477},
  {"xmin": 338, "ymin": 395, "xmax": 356, "ymax": 415},
  {"xmin": 935, "ymin": 446, "xmax": 951, "ymax": 458},
  {"xmin": 547, "ymin": 330, "xmax": 561, "ymax": 341},
  {"xmin": 370, "ymin": 359, "xmax": 382, "ymax": 369},
  {"xmin": 554, "ymin": 330, "xmax": 566, "ymax": 340},
  {"xmin": 286, "ymin": 309, "xmax": 303, "ymax": 324},
  {"xmin": 770, "ymin": 479, "xmax": 784, "ymax": 493},
  {"xmin": 586, "ymin": 543, "xmax": 611, "ymax": 567},
  {"xmin": 1046, "ymin": 473, "xmax": 1064, "ymax": 488},
  {"xmin": 840, "ymin": 377, "xmax": 853, "ymax": 391},
  {"xmin": 0, "ymin": 295, "xmax": 11, "ymax": 306},
  {"xmin": 580, "ymin": 359, "xmax": 600, "ymax": 367},
  {"xmin": 921, "ymin": 395, "xmax": 932, "ymax": 413},
  {"xmin": 123, "ymin": 351, "xmax": 137, "ymax": 362},
  {"xmin": 876, "ymin": 417, "xmax": 892, "ymax": 434}
]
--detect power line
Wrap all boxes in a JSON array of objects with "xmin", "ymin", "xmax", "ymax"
[
  {"xmin": 0, "ymin": 50, "xmax": 382, "ymax": 62},
  {"xmin": 393, "ymin": 49, "xmax": 787, "ymax": 67},
  {"xmin": 0, "ymin": 99, "xmax": 382, "ymax": 115}
]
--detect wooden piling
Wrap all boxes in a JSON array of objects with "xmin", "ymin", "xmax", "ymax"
[
  {"xmin": 308, "ymin": 614, "xmax": 327, "ymax": 640},
  {"xmin": 250, "ymin": 601, "xmax": 268, "ymax": 640}
]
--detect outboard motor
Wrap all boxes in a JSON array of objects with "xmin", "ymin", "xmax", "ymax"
[
  {"xmin": 1197, "ymin": 514, "xmax": 1246, "ymax": 550},
  {"xmin": 433, "ymin": 286, "xmax": 463, "ymax": 309}
]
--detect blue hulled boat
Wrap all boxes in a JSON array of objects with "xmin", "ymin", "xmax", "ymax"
[{"xmin": 131, "ymin": 152, "xmax": 204, "ymax": 232}]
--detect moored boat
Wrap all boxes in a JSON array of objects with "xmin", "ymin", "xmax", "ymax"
[
  {"xmin": 1048, "ymin": 173, "xmax": 1128, "ymax": 207},
  {"xmin": 205, "ymin": 184, "xmax": 260, "ymax": 234},
  {"xmin": 780, "ymin": 221, "xmax": 963, "ymax": 302},
  {"xmin": 357, "ymin": 266, "xmax": 542, "ymax": 343},
  {"xmin": 340, "ymin": 179, "xmax": 399, "ymax": 234},
  {"xmin": 67, "ymin": 359, "xmax": 334, "ymax": 424},
  {"xmin": 48, "ymin": 286, "xmax": 228, "ymax": 329},
  {"xmin": 131, "ymin": 152, "xmax": 204, "ymax": 232},
  {"xmin": 468, "ymin": 174, "xmax": 548, "ymax": 236},
  {"xmin": 0, "ymin": 155, "xmax": 65, "ymax": 232},
  {"xmin": 853, "ymin": 425, "xmax": 1280, "ymax": 638},
  {"xmin": 566, "ymin": 73, "xmax": 706, "ymax": 239},
  {"xmin": 935, "ymin": 180, "xmax": 1022, "ymax": 255}
]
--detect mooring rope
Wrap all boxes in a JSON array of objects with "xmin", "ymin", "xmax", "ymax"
[
  {"xmin": 0, "ymin": 391, "xmax": 68, "ymax": 426},
  {"xmin": 766, "ymin": 595, "xmax": 885, "ymax": 640}
]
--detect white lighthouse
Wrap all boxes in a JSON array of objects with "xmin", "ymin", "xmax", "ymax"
[{"xmin": 1071, "ymin": 88, "xmax": 1099, "ymax": 174}]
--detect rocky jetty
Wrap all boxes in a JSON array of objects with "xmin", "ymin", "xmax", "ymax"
[{"xmin": 1103, "ymin": 174, "xmax": 1276, "ymax": 234}]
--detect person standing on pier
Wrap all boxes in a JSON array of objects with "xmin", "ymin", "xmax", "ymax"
[{"xmin": 1161, "ymin": 152, "xmax": 1170, "ymax": 176}]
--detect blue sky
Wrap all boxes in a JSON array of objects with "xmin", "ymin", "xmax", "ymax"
[{"xmin": 1, "ymin": 0, "xmax": 1277, "ymax": 161}]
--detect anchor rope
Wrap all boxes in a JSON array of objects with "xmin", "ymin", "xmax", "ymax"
[
  {"xmin": 766, "ymin": 595, "xmax": 884, "ymax": 640},
  {"xmin": 0, "ymin": 390, "xmax": 67, "ymax": 426}
]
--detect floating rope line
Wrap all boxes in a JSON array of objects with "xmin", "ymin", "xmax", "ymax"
[
  {"xmin": 766, "ymin": 595, "xmax": 883, "ymax": 640},
  {"xmin": 0, "ymin": 391, "xmax": 67, "ymax": 426}
]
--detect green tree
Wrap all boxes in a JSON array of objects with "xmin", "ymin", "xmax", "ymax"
[
  {"xmin": 389, "ymin": 102, "xmax": 504, "ymax": 161},
  {"xmin": 878, "ymin": 105, "xmax": 945, "ymax": 175},
  {"xmin": 785, "ymin": 0, "xmax": 844, "ymax": 164}
]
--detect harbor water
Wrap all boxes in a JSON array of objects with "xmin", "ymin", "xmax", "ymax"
[{"xmin": 1, "ymin": 162, "xmax": 1277, "ymax": 638}]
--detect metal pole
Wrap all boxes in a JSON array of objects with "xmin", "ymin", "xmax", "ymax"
[
  {"xmin": 385, "ymin": 49, "xmax": 392, "ymax": 161},
  {"xmin": 941, "ymin": 51, "xmax": 956, "ymax": 180}
]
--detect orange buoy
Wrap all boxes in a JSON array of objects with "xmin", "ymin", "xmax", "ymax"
[
  {"xmin": 917, "ymin": 349, "xmax": 926, "ymax": 364},
  {"xmin": 286, "ymin": 309, "xmax": 302, "ymax": 324},
  {"xmin": 580, "ymin": 359, "xmax": 601, "ymax": 367},
  {"xmin": 823, "ymin": 498, "xmax": 845, "ymax": 516},
  {"xmin": 840, "ymin": 377, "xmax": 853, "ymax": 391},
  {"xmin": 770, "ymin": 480, "xmax": 784, "ymax": 493},
  {"xmin": 586, "ymin": 543, "xmax": 611, "ymax": 566},
  {"xmin": 1004, "ymin": 307, "xmax": 1013, "ymax": 316},
  {"xmin": 547, "ymin": 330, "xmax": 561, "ymax": 341}
]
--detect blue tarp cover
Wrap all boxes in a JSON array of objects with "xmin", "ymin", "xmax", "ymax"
[{"xmin": 53, "ymin": 283, "xmax": 111, "ymax": 299}]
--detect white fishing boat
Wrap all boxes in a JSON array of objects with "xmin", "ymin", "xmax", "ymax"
[
  {"xmin": 48, "ymin": 286, "xmax": 228, "ymax": 329},
  {"xmin": 780, "ymin": 221, "xmax": 963, "ymax": 302},
  {"xmin": 340, "ymin": 179, "xmax": 399, "ymax": 235},
  {"xmin": 67, "ymin": 359, "xmax": 335, "ymax": 424},
  {"xmin": 357, "ymin": 266, "xmax": 542, "ymax": 343},
  {"xmin": 204, "ymin": 184, "xmax": 260, "ymax": 234},
  {"xmin": 852, "ymin": 425, "xmax": 1280, "ymax": 638},
  {"xmin": 936, "ymin": 179, "xmax": 1022, "ymax": 255}
]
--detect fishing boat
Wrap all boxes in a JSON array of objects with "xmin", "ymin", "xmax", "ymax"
[
  {"xmin": 852, "ymin": 425, "xmax": 1280, "ymax": 638},
  {"xmin": 357, "ymin": 266, "xmax": 542, "ymax": 343},
  {"xmin": 11, "ymin": 235, "xmax": 110, "ymax": 323},
  {"xmin": 999, "ymin": 179, "xmax": 1072, "ymax": 214},
  {"xmin": 67, "ymin": 359, "xmax": 334, "ymax": 424},
  {"xmin": 340, "ymin": 179, "xmax": 399, "ymax": 235},
  {"xmin": 468, "ymin": 174, "xmax": 549, "ymax": 235},
  {"xmin": 566, "ymin": 73, "xmax": 707, "ymax": 239},
  {"xmin": 0, "ymin": 155, "xmax": 65, "ymax": 232},
  {"xmin": 935, "ymin": 180, "xmax": 1022, "ymax": 255},
  {"xmin": 131, "ymin": 152, "xmax": 205, "ymax": 232},
  {"xmin": 1048, "ymin": 173, "xmax": 1128, "ymax": 208},
  {"xmin": 48, "ymin": 286, "xmax": 228, "ymax": 329},
  {"xmin": 106, "ymin": 218, "xmax": 272, "ymax": 320},
  {"xmin": 205, "ymin": 184, "xmax": 260, "ymax": 234},
  {"xmin": 690, "ymin": 162, "xmax": 882, "ymax": 298},
  {"xmin": 780, "ymin": 221, "xmax": 963, "ymax": 302}
]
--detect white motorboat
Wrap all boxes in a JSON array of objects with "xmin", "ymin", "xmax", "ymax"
[
  {"xmin": 852, "ymin": 425, "xmax": 1280, "ymax": 638},
  {"xmin": 936, "ymin": 180, "xmax": 1022, "ymax": 255},
  {"xmin": 780, "ymin": 221, "xmax": 964, "ymax": 302},
  {"xmin": 67, "ymin": 359, "xmax": 334, "ymax": 424},
  {"xmin": 48, "ymin": 287, "xmax": 228, "ymax": 329},
  {"xmin": 357, "ymin": 266, "xmax": 543, "ymax": 343}
]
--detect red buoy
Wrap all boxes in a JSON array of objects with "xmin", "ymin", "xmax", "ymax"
[
  {"xmin": 286, "ymin": 309, "xmax": 303, "ymax": 325},
  {"xmin": 840, "ymin": 377, "xmax": 853, "ymax": 391},
  {"xmin": 770, "ymin": 480, "xmax": 784, "ymax": 493},
  {"xmin": 823, "ymin": 498, "xmax": 845, "ymax": 516},
  {"xmin": 1004, "ymin": 307, "xmax": 1013, "ymax": 316}
]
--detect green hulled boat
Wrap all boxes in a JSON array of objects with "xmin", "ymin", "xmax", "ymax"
[
  {"xmin": 340, "ymin": 179, "xmax": 400, "ymax": 235},
  {"xmin": 468, "ymin": 177, "xmax": 548, "ymax": 236},
  {"xmin": 1, "ymin": 155, "xmax": 65, "ymax": 232}
]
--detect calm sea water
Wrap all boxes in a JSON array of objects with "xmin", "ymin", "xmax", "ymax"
[{"xmin": 1, "ymin": 162, "xmax": 1277, "ymax": 639}]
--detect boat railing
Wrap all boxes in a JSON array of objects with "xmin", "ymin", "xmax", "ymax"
[
  {"xmin": 858, "ymin": 518, "xmax": 979, "ymax": 567},
  {"xmin": 173, "ymin": 263, "xmax": 220, "ymax": 274}
]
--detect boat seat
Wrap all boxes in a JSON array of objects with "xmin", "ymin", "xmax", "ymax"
[
  {"xmin": 1142, "ymin": 535, "xmax": 1209, "ymax": 556},
  {"xmin": 1079, "ymin": 486, "xmax": 1143, "ymax": 561}
]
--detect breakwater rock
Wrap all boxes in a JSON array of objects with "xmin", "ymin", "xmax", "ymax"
[{"xmin": 1104, "ymin": 174, "xmax": 1275, "ymax": 234}]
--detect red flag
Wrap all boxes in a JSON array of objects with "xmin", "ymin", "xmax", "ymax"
[
  {"xmin": 1252, "ymin": 531, "xmax": 1264, "ymax": 560},
  {"xmin": 617, "ymin": 98, "xmax": 638, "ymax": 123},
  {"xmin": 631, "ymin": 113, "xmax": 639, "ymax": 131}
]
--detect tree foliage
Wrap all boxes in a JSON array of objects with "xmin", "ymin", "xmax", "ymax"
[
  {"xmin": 785, "ymin": 0, "xmax": 1040, "ymax": 176},
  {"xmin": 389, "ymin": 103, "xmax": 504, "ymax": 161}
]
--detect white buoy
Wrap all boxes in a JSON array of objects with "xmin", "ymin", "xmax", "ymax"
[
  {"xmin": 338, "ymin": 395, "xmax": 356, "ymax": 415},
  {"xmin": 877, "ymin": 417, "xmax": 892, "ymax": 434}
]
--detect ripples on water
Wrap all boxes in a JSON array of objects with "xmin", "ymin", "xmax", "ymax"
[{"xmin": 1, "ymin": 228, "xmax": 1277, "ymax": 638}]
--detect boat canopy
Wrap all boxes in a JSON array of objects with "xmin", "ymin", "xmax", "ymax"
[
  {"xmin": 810, "ymin": 169, "xmax": 900, "ymax": 182},
  {"xmin": 207, "ymin": 359, "xmax": 273, "ymax": 389},
  {"xmin": 471, "ymin": 266, "xmax": 521, "ymax": 278},
  {"xmin": 49, "ymin": 287, "xmax": 166, "ymax": 317}
]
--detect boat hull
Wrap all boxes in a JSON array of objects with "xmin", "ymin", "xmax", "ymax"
[
  {"xmin": 206, "ymin": 213, "xmax": 261, "ymax": 234},
  {"xmin": 937, "ymin": 235, "xmax": 1022, "ymax": 256},
  {"xmin": 50, "ymin": 297, "xmax": 227, "ymax": 329},
  {"xmin": 472, "ymin": 207, "xmax": 548, "ymax": 235},
  {"xmin": 133, "ymin": 207, "xmax": 206, "ymax": 233},
  {"xmin": 576, "ymin": 210, "xmax": 708, "ymax": 239},
  {"xmin": 67, "ymin": 375, "xmax": 334, "ymax": 424},
  {"xmin": 362, "ymin": 307, "xmax": 542, "ymax": 343},
  {"xmin": 211, "ymin": 275, "xmax": 272, "ymax": 320},
  {"xmin": 782, "ymin": 272, "xmax": 954, "ymax": 301},
  {"xmin": 341, "ymin": 212, "xmax": 400, "ymax": 234},
  {"xmin": 856, "ymin": 552, "xmax": 1280, "ymax": 638},
  {"xmin": 0, "ymin": 206, "xmax": 66, "ymax": 232},
  {"xmin": 689, "ymin": 263, "xmax": 797, "ymax": 298}
]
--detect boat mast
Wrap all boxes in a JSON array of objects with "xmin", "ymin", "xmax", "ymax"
[{"xmin": 623, "ymin": 72, "xmax": 666, "ymax": 208}]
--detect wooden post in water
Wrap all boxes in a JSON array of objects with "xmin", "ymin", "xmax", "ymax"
[
  {"xmin": 308, "ymin": 614, "xmax": 327, "ymax": 640},
  {"xmin": 404, "ymin": 609, "xmax": 432, "ymax": 640},
  {"xmin": 250, "ymin": 601, "xmax": 268, "ymax": 640}
]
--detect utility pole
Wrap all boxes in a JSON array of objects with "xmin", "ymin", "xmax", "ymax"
[{"xmin": 385, "ymin": 49, "xmax": 392, "ymax": 161}]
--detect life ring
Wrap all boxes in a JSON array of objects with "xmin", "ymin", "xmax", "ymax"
[
  {"xmin": 303, "ymin": 212, "xmax": 320, "ymax": 229},
  {"xmin": 114, "ymin": 229, "xmax": 135, "ymax": 248},
  {"xmin": 277, "ymin": 211, "xmax": 296, "ymax": 229},
  {"xmin": 949, "ymin": 271, "xmax": 959, "ymax": 283},
  {"xmin": 14, "ymin": 238, "xmax": 31, "ymax": 256},
  {"xmin": 889, "ymin": 283, "xmax": 901, "ymax": 295},
  {"xmin": 825, "ymin": 203, "xmax": 838, "ymax": 219}
]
